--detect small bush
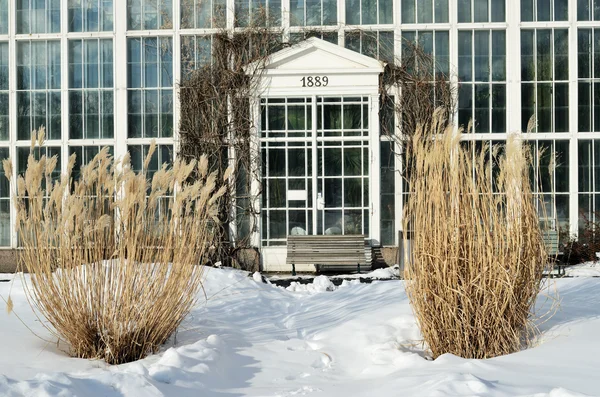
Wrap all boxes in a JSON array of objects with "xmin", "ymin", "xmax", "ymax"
[
  {"xmin": 4, "ymin": 131, "xmax": 228, "ymax": 364},
  {"xmin": 560, "ymin": 214, "xmax": 600, "ymax": 266},
  {"xmin": 403, "ymin": 115, "xmax": 549, "ymax": 359}
]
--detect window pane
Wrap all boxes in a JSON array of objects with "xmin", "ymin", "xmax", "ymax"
[
  {"xmin": 401, "ymin": 0, "xmax": 415, "ymax": 23},
  {"xmin": 491, "ymin": 84, "xmax": 506, "ymax": 133},
  {"xmin": 537, "ymin": 30, "xmax": 552, "ymax": 81},
  {"xmin": 379, "ymin": 0, "xmax": 392, "ymax": 23},
  {"xmin": 458, "ymin": 31, "xmax": 472, "ymax": 82},
  {"xmin": 555, "ymin": 0, "xmax": 568, "ymax": 20},
  {"xmin": 361, "ymin": 0, "xmax": 376, "ymax": 24},
  {"xmin": 458, "ymin": 83, "xmax": 472, "ymax": 129},
  {"xmin": 555, "ymin": 83, "xmax": 569, "ymax": 132},
  {"xmin": 537, "ymin": 0, "xmax": 551, "ymax": 20},
  {"xmin": 491, "ymin": 0, "xmax": 505, "ymax": 21},
  {"xmin": 554, "ymin": 29, "xmax": 569, "ymax": 81},
  {"xmin": 474, "ymin": 31, "xmax": 490, "ymax": 82},
  {"xmin": 474, "ymin": 0, "xmax": 488, "ymax": 22},
  {"xmin": 521, "ymin": 30, "xmax": 535, "ymax": 81},
  {"xmin": 579, "ymin": 82, "xmax": 592, "ymax": 132},
  {"xmin": 537, "ymin": 83, "xmax": 552, "ymax": 132},
  {"xmin": 521, "ymin": 83, "xmax": 535, "ymax": 131},
  {"xmin": 417, "ymin": 0, "xmax": 433, "ymax": 23},
  {"xmin": 435, "ymin": 31, "xmax": 450, "ymax": 76},
  {"xmin": 0, "ymin": 0, "xmax": 8, "ymax": 34},
  {"xmin": 435, "ymin": 0, "xmax": 448, "ymax": 22},
  {"xmin": 521, "ymin": 0, "xmax": 533, "ymax": 21},
  {"xmin": 492, "ymin": 31, "xmax": 506, "ymax": 81},
  {"xmin": 0, "ymin": 92, "xmax": 8, "ymax": 141},
  {"xmin": 579, "ymin": 29, "xmax": 591, "ymax": 79},
  {"xmin": 0, "ymin": 42, "xmax": 8, "ymax": 90},
  {"xmin": 457, "ymin": 0, "xmax": 471, "ymax": 22},
  {"xmin": 474, "ymin": 84, "xmax": 490, "ymax": 132}
]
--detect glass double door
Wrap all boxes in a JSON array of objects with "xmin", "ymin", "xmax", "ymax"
[{"xmin": 260, "ymin": 96, "xmax": 371, "ymax": 246}]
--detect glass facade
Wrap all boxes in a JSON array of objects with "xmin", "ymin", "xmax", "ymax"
[{"xmin": 0, "ymin": 0, "xmax": 596, "ymax": 252}]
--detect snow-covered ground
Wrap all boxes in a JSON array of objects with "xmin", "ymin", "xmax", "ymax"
[
  {"xmin": 565, "ymin": 261, "xmax": 600, "ymax": 277},
  {"xmin": 1, "ymin": 267, "xmax": 600, "ymax": 397}
]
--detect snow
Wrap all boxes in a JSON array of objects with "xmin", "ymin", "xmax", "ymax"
[
  {"xmin": 2, "ymin": 268, "xmax": 600, "ymax": 396},
  {"xmin": 267, "ymin": 264, "xmax": 401, "ymax": 283},
  {"xmin": 565, "ymin": 261, "xmax": 600, "ymax": 277},
  {"xmin": 252, "ymin": 271, "xmax": 264, "ymax": 283},
  {"xmin": 286, "ymin": 275, "xmax": 336, "ymax": 292}
]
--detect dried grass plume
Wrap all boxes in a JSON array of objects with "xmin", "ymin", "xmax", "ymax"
[
  {"xmin": 5, "ymin": 134, "xmax": 228, "ymax": 364},
  {"xmin": 403, "ymin": 114, "xmax": 551, "ymax": 359}
]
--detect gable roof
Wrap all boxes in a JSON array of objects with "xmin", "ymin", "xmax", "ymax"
[{"xmin": 245, "ymin": 37, "xmax": 384, "ymax": 75}]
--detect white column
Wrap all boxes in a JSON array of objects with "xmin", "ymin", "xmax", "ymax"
[
  {"xmin": 568, "ymin": 0, "xmax": 579, "ymax": 237},
  {"xmin": 249, "ymin": 95, "xmax": 261, "ymax": 248},
  {"xmin": 8, "ymin": 0, "xmax": 17, "ymax": 248},
  {"xmin": 369, "ymin": 93, "xmax": 381, "ymax": 245},
  {"xmin": 311, "ymin": 95, "xmax": 318, "ymax": 234},
  {"xmin": 173, "ymin": 0, "xmax": 181, "ymax": 158},
  {"xmin": 227, "ymin": 0, "xmax": 235, "ymax": 29},
  {"xmin": 113, "ymin": 0, "xmax": 128, "ymax": 162},
  {"xmin": 282, "ymin": 0, "xmax": 290, "ymax": 42},
  {"xmin": 506, "ymin": 0, "xmax": 521, "ymax": 135},
  {"xmin": 60, "ymin": 0, "xmax": 69, "ymax": 176}
]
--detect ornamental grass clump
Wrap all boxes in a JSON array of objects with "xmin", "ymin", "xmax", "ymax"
[
  {"xmin": 3, "ymin": 130, "xmax": 228, "ymax": 364},
  {"xmin": 403, "ymin": 114, "xmax": 549, "ymax": 359}
]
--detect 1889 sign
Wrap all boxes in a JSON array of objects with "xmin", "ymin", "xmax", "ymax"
[{"xmin": 300, "ymin": 76, "xmax": 329, "ymax": 87}]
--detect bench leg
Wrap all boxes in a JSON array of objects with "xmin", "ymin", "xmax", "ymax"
[{"xmin": 292, "ymin": 263, "xmax": 296, "ymax": 277}]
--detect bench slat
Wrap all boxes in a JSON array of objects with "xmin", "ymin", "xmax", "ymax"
[{"xmin": 285, "ymin": 235, "xmax": 371, "ymax": 269}]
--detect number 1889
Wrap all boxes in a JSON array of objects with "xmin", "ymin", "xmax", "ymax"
[{"xmin": 301, "ymin": 76, "xmax": 329, "ymax": 87}]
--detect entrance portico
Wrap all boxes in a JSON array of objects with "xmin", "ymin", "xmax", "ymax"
[{"xmin": 247, "ymin": 38, "xmax": 385, "ymax": 272}]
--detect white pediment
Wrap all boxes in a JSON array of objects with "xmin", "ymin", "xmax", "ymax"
[
  {"xmin": 248, "ymin": 37, "xmax": 384, "ymax": 75},
  {"xmin": 246, "ymin": 37, "xmax": 383, "ymax": 96}
]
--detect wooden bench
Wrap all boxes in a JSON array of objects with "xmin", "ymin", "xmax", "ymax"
[
  {"xmin": 286, "ymin": 235, "xmax": 371, "ymax": 276},
  {"xmin": 543, "ymin": 229, "xmax": 565, "ymax": 276}
]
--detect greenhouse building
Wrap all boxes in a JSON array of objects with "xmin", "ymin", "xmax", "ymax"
[{"xmin": 0, "ymin": 0, "xmax": 598, "ymax": 271}]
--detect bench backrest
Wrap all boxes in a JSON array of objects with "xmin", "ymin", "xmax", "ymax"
[
  {"xmin": 286, "ymin": 235, "xmax": 368, "ymax": 265},
  {"xmin": 543, "ymin": 229, "xmax": 560, "ymax": 256}
]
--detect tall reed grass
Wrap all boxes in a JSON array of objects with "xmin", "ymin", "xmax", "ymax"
[
  {"xmin": 3, "ymin": 130, "xmax": 228, "ymax": 364},
  {"xmin": 403, "ymin": 115, "xmax": 549, "ymax": 359}
]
